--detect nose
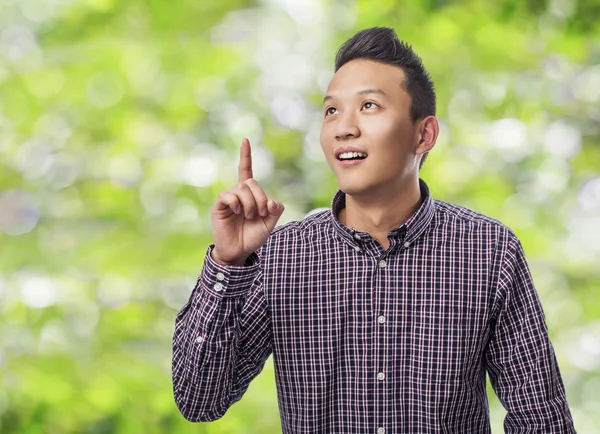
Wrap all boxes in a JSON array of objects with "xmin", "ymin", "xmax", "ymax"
[{"xmin": 335, "ymin": 111, "xmax": 361, "ymax": 140}]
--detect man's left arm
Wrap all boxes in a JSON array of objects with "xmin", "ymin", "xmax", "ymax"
[{"xmin": 485, "ymin": 233, "xmax": 576, "ymax": 433}]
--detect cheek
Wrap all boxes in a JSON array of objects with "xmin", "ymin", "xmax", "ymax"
[
  {"xmin": 368, "ymin": 117, "xmax": 414, "ymax": 146},
  {"xmin": 365, "ymin": 119, "xmax": 400, "ymax": 147},
  {"xmin": 320, "ymin": 125, "xmax": 332, "ymax": 151}
]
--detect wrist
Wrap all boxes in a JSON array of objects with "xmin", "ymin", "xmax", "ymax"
[{"xmin": 211, "ymin": 248, "xmax": 248, "ymax": 267}]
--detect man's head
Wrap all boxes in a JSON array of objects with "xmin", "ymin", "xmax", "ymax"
[{"xmin": 320, "ymin": 27, "xmax": 439, "ymax": 198}]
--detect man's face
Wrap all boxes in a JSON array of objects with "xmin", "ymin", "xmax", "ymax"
[{"xmin": 320, "ymin": 59, "xmax": 422, "ymax": 197}]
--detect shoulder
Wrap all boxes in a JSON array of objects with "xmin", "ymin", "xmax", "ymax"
[
  {"xmin": 433, "ymin": 199, "xmax": 504, "ymax": 226},
  {"xmin": 432, "ymin": 199, "xmax": 519, "ymax": 245}
]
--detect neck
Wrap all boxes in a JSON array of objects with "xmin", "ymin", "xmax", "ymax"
[{"xmin": 339, "ymin": 178, "xmax": 422, "ymax": 250}]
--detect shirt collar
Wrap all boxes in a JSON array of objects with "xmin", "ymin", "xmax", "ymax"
[{"xmin": 330, "ymin": 178, "xmax": 435, "ymax": 248}]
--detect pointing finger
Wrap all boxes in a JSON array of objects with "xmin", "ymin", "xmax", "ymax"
[{"xmin": 238, "ymin": 137, "xmax": 253, "ymax": 183}]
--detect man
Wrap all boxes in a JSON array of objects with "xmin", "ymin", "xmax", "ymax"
[{"xmin": 172, "ymin": 27, "xmax": 575, "ymax": 433}]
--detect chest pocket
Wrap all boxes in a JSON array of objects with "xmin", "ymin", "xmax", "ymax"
[{"xmin": 409, "ymin": 303, "xmax": 486, "ymax": 384}]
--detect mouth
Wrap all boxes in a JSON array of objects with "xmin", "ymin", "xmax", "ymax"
[{"xmin": 336, "ymin": 151, "xmax": 368, "ymax": 162}]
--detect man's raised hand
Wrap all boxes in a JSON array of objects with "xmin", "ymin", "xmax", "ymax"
[{"xmin": 211, "ymin": 138, "xmax": 285, "ymax": 266}]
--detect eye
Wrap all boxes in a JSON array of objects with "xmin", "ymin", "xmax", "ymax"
[
  {"xmin": 325, "ymin": 106, "xmax": 339, "ymax": 116},
  {"xmin": 362, "ymin": 101, "xmax": 378, "ymax": 110}
]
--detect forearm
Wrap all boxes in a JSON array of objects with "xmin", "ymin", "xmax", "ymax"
[
  {"xmin": 172, "ymin": 293, "xmax": 236, "ymax": 420},
  {"xmin": 172, "ymin": 248, "xmax": 272, "ymax": 422},
  {"xmin": 497, "ymin": 340, "xmax": 575, "ymax": 433},
  {"xmin": 486, "ymin": 236, "xmax": 575, "ymax": 432}
]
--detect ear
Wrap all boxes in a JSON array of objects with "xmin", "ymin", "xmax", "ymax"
[{"xmin": 416, "ymin": 116, "xmax": 439, "ymax": 156}]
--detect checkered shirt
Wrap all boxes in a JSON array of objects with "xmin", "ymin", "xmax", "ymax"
[{"xmin": 172, "ymin": 180, "xmax": 575, "ymax": 433}]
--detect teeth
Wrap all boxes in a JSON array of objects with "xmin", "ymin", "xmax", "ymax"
[{"xmin": 339, "ymin": 152, "xmax": 366, "ymax": 160}]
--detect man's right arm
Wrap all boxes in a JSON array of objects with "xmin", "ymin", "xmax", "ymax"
[
  {"xmin": 172, "ymin": 246, "xmax": 272, "ymax": 422},
  {"xmin": 172, "ymin": 137, "xmax": 283, "ymax": 421}
]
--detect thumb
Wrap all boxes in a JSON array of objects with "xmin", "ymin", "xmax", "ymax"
[{"xmin": 264, "ymin": 199, "xmax": 285, "ymax": 230}]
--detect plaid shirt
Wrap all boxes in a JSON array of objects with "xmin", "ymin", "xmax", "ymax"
[{"xmin": 172, "ymin": 180, "xmax": 575, "ymax": 433}]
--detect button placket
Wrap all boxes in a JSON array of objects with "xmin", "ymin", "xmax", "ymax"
[{"xmin": 374, "ymin": 248, "xmax": 389, "ymax": 432}]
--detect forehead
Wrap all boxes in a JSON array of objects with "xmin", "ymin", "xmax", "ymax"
[{"xmin": 326, "ymin": 59, "xmax": 407, "ymax": 98}]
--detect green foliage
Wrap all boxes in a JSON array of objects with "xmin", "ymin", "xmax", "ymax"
[{"xmin": 1, "ymin": 0, "xmax": 599, "ymax": 432}]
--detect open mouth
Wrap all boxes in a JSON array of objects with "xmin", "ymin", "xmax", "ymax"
[{"xmin": 337, "ymin": 151, "xmax": 367, "ymax": 161}]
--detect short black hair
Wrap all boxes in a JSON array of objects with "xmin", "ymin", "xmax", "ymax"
[{"xmin": 335, "ymin": 27, "xmax": 436, "ymax": 168}]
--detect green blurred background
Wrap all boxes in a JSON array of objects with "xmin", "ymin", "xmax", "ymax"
[{"xmin": 1, "ymin": 0, "xmax": 599, "ymax": 432}]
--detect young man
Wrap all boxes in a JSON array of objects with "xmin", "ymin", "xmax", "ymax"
[{"xmin": 172, "ymin": 27, "xmax": 575, "ymax": 433}]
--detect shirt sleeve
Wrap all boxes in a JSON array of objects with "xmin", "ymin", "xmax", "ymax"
[
  {"xmin": 485, "ymin": 234, "xmax": 576, "ymax": 433},
  {"xmin": 171, "ymin": 246, "xmax": 272, "ymax": 422}
]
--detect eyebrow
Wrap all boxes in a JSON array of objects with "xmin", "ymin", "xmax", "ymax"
[{"xmin": 323, "ymin": 88, "xmax": 386, "ymax": 105}]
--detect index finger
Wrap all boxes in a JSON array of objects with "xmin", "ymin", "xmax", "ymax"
[{"xmin": 238, "ymin": 137, "xmax": 253, "ymax": 182}]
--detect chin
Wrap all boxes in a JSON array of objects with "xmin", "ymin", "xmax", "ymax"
[{"xmin": 337, "ymin": 181, "xmax": 372, "ymax": 197}]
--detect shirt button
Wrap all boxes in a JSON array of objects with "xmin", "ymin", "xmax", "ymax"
[
  {"xmin": 377, "ymin": 372, "xmax": 385, "ymax": 381},
  {"xmin": 214, "ymin": 283, "xmax": 223, "ymax": 292},
  {"xmin": 195, "ymin": 335, "xmax": 205, "ymax": 344},
  {"xmin": 353, "ymin": 233, "xmax": 362, "ymax": 241},
  {"xmin": 216, "ymin": 272, "xmax": 225, "ymax": 281},
  {"xmin": 377, "ymin": 428, "xmax": 385, "ymax": 434},
  {"xmin": 404, "ymin": 241, "xmax": 410, "ymax": 248},
  {"xmin": 378, "ymin": 260, "xmax": 387, "ymax": 268},
  {"xmin": 377, "ymin": 315, "xmax": 386, "ymax": 324},
  {"xmin": 354, "ymin": 245, "xmax": 361, "ymax": 252}
]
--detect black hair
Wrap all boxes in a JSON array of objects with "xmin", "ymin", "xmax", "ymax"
[{"xmin": 335, "ymin": 27, "xmax": 436, "ymax": 168}]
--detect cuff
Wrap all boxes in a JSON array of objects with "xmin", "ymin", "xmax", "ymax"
[{"xmin": 196, "ymin": 245, "xmax": 261, "ymax": 298}]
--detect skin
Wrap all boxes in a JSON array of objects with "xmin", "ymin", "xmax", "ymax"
[
  {"xmin": 320, "ymin": 59, "xmax": 439, "ymax": 249},
  {"xmin": 211, "ymin": 59, "xmax": 439, "ymax": 265},
  {"xmin": 211, "ymin": 138, "xmax": 285, "ymax": 266}
]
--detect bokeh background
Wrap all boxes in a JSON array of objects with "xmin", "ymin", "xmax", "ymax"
[{"xmin": 1, "ymin": 0, "xmax": 599, "ymax": 432}]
